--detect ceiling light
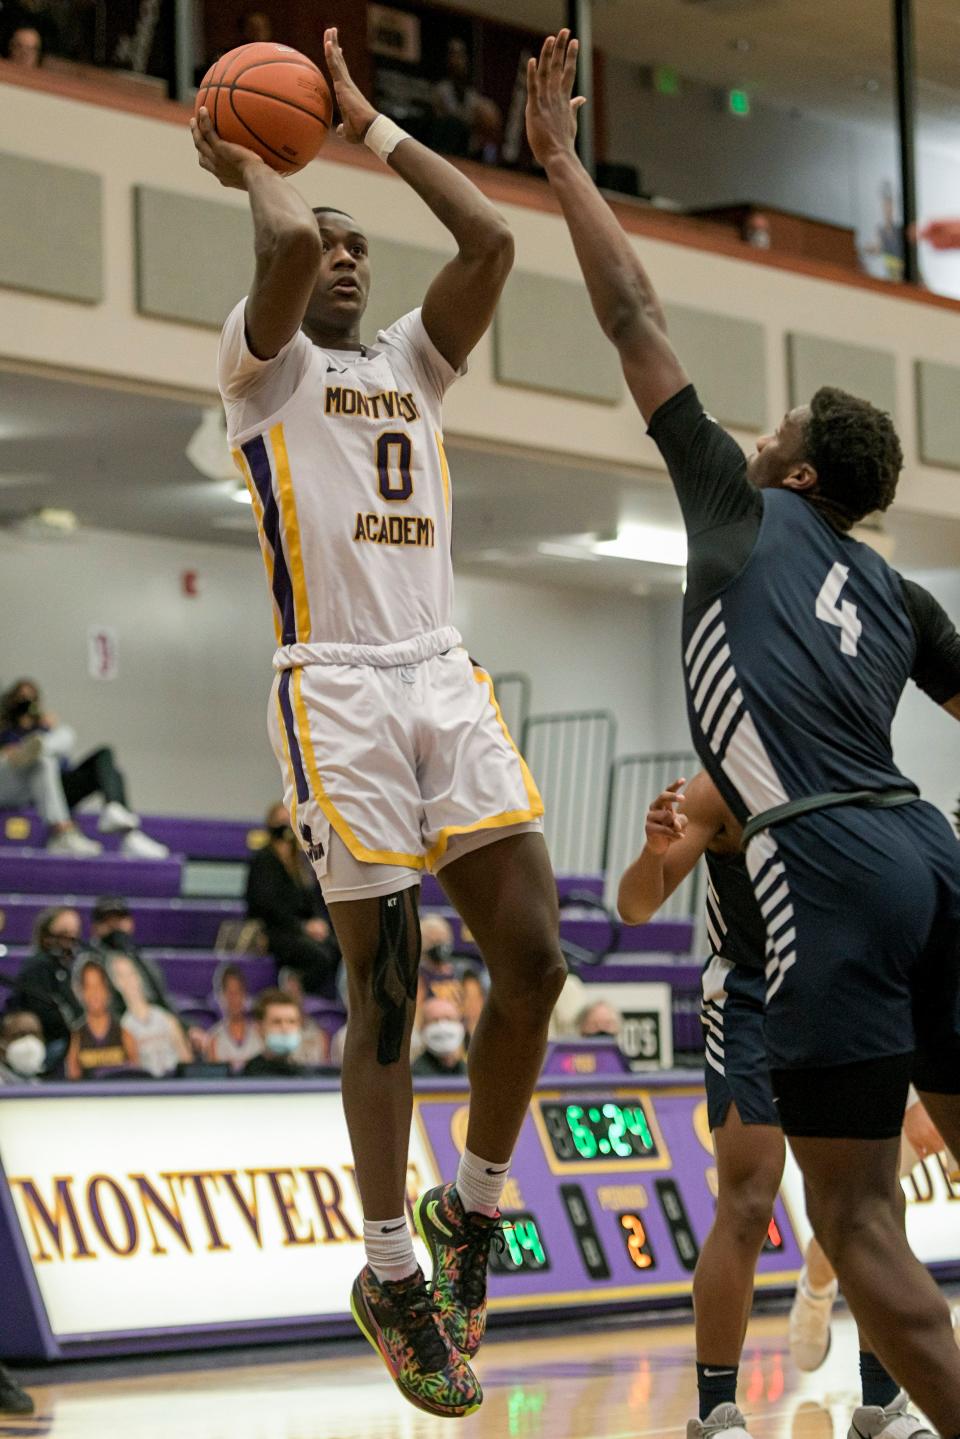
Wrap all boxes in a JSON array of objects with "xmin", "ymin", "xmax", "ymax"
[
  {"xmin": 537, "ymin": 541, "xmax": 599, "ymax": 561},
  {"xmin": 593, "ymin": 524, "xmax": 688, "ymax": 567},
  {"xmin": 231, "ymin": 483, "xmax": 253, "ymax": 505},
  {"xmin": 187, "ymin": 407, "xmax": 235, "ymax": 481}
]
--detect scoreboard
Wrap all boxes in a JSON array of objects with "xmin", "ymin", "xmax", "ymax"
[{"xmin": 415, "ymin": 1080, "xmax": 802, "ymax": 1318}]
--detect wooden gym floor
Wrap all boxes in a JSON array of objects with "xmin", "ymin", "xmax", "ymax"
[{"xmin": 6, "ymin": 1296, "xmax": 955, "ymax": 1439}]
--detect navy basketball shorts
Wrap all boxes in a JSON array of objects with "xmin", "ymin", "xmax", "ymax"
[
  {"xmin": 700, "ymin": 955, "xmax": 780, "ymax": 1131},
  {"xmin": 752, "ymin": 799, "xmax": 960, "ymax": 1138}
]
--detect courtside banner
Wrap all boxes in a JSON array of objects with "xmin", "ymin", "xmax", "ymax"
[{"xmin": 0, "ymin": 1090, "xmax": 439, "ymax": 1338}]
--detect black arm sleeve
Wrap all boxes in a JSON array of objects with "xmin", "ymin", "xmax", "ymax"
[
  {"xmin": 648, "ymin": 384, "xmax": 763, "ymax": 609},
  {"xmin": 899, "ymin": 576, "xmax": 960, "ymax": 704}
]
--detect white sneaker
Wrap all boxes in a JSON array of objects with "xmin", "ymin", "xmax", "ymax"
[
  {"xmin": 121, "ymin": 829, "xmax": 169, "ymax": 860},
  {"xmin": 99, "ymin": 801, "xmax": 141, "ymax": 834},
  {"xmin": 789, "ymin": 1266, "xmax": 838, "ymax": 1371},
  {"xmin": 47, "ymin": 828, "xmax": 102, "ymax": 857},
  {"xmin": 846, "ymin": 1390, "xmax": 935, "ymax": 1437},
  {"xmin": 687, "ymin": 1404, "xmax": 754, "ymax": 1438}
]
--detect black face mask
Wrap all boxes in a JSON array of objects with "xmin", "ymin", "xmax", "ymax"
[
  {"xmin": 9, "ymin": 696, "xmax": 38, "ymax": 721},
  {"xmin": 99, "ymin": 928, "xmax": 132, "ymax": 952},
  {"xmin": 46, "ymin": 936, "xmax": 78, "ymax": 962},
  {"xmin": 269, "ymin": 824, "xmax": 295, "ymax": 843}
]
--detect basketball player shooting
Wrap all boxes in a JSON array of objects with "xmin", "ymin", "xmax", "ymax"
[
  {"xmin": 528, "ymin": 30, "xmax": 960, "ymax": 1439},
  {"xmin": 191, "ymin": 28, "xmax": 566, "ymax": 1419},
  {"xmin": 619, "ymin": 772, "xmax": 950, "ymax": 1438}
]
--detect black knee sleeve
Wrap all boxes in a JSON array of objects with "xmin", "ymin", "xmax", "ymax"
[{"xmin": 372, "ymin": 890, "xmax": 420, "ymax": 1066}]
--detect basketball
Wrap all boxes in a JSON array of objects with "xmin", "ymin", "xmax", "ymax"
[{"xmin": 195, "ymin": 42, "xmax": 333, "ymax": 176}]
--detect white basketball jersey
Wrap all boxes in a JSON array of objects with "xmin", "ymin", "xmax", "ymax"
[{"xmin": 219, "ymin": 301, "xmax": 461, "ymax": 655}]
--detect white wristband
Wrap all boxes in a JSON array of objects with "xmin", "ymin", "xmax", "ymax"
[{"xmin": 364, "ymin": 114, "xmax": 409, "ymax": 163}]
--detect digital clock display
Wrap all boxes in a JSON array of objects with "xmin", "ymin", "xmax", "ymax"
[
  {"xmin": 488, "ymin": 1214, "xmax": 551, "ymax": 1274},
  {"xmin": 541, "ymin": 1100, "xmax": 659, "ymax": 1163}
]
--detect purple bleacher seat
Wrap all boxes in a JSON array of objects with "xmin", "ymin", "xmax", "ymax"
[
  {"xmin": 0, "ymin": 848, "xmax": 182, "ymax": 898},
  {"xmin": 0, "ymin": 948, "xmax": 276, "ymax": 1001},
  {"xmin": 418, "ymin": 872, "xmax": 605, "ymax": 908},
  {"xmin": 177, "ymin": 1004, "xmax": 220, "ymax": 1030},
  {"xmin": 0, "ymin": 810, "xmax": 262, "ymax": 862},
  {"xmin": 0, "ymin": 895, "xmax": 244, "ymax": 947}
]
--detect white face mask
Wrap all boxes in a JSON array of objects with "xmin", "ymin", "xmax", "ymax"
[
  {"xmin": 5, "ymin": 1034, "xmax": 46, "ymax": 1077},
  {"xmin": 421, "ymin": 1019, "xmax": 465, "ymax": 1058}
]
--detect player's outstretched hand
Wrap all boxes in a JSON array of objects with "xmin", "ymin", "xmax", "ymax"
[
  {"xmin": 191, "ymin": 106, "xmax": 264, "ymax": 189},
  {"xmin": 525, "ymin": 28, "xmax": 587, "ymax": 168},
  {"xmin": 324, "ymin": 26, "xmax": 378, "ymax": 144},
  {"xmin": 903, "ymin": 1097, "xmax": 945, "ymax": 1160},
  {"xmin": 645, "ymin": 778, "xmax": 688, "ymax": 856},
  {"xmin": 918, "ymin": 218, "xmax": 960, "ymax": 251}
]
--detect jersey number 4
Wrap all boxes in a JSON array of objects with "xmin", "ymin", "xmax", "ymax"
[{"xmin": 816, "ymin": 562, "xmax": 862, "ymax": 657}]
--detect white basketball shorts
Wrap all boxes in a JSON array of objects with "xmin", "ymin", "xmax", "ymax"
[{"xmin": 267, "ymin": 627, "xmax": 544, "ymax": 903}]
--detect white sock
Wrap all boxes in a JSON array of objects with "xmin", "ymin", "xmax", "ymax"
[
  {"xmin": 363, "ymin": 1217, "xmax": 418, "ymax": 1283},
  {"xmin": 456, "ymin": 1148, "xmax": 511, "ymax": 1217},
  {"xmin": 801, "ymin": 1266, "xmax": 837, "ymax": 1300}
]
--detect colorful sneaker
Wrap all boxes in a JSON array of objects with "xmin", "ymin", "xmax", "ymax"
[
  {"xmin": 414, "ymin": 1183, "xmax": 499, "ymax": 1358},
  {"xmin": 349, "ymin": 1264, "xmax": 482, "ymax": 1418}
]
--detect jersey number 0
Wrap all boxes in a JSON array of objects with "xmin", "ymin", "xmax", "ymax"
[
  {"xmin": 377, "ymin": 432, "xmax": 413, "ymax": 501},
  {"xmin": 816, "ymin": 562, "xmax": 862, "ymax": 658}
]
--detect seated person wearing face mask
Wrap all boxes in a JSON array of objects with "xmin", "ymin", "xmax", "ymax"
[
  {"xmin": 412, "ymin": 995, "xmax": 468, "ymax": 1078},
  {"xmin": 245, "ymin": 803, "xmax": 340, "ymax": 998},
  {"xmin": 88, "ymin": 896, "xmax": 174, "ymax": 1009},
  {"xmin": 7, "ymin": 906, "xmax": 84, "ymax": 1053},
  {"xmin": 576, "ymin": 998, "xmax": 623, "ymax": 1041},
  {"xmin": 242, "ymin": 988, "xmax": 309, "ymax": 1077},
  {"xmin": 66, "ymin": 959, "xmax": 138, "ymax": 1080},
  {"xmin": 0, "ymin": 678, "xmax": 168, "ymax": 859},
  {"xmin": 0, "ymin": 1012, "xmax": 47, "ymax": 1084}
]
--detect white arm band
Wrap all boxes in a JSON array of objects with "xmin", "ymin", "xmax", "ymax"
[{"xmin": 363, "ymin": 114, "xmax": 410, "ymax": 163}]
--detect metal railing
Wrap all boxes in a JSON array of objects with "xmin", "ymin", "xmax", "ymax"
[
  {"xmin": 602, "ymin": 750, "xmax": 703, "ymax": 918},
  {"xmin": 491, "ymin": 672, "xmax": 531, "ymax": 750},
  {"xmin": 521, "ymin": 710, "xmax": 617, "ymax": 875}
]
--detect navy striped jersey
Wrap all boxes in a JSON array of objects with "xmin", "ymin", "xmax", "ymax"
[
  {"xmin": 649, "ymin": 386, "xmax": 960, "ymax": 828},
  {"xmin": 704, "ymin": 848, "xmax": 767, "ymax": 972}
]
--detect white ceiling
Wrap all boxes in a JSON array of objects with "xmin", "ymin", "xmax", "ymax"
[
  {"xmin": 446, "ymin": 0, "xmax": 960, "ymax": 139},
  {"xmin": 1, "ymin": 367, "xmax": 958, "ymax": 594}
]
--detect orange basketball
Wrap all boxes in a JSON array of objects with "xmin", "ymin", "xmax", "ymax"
[{"xmin": 195, "ymin": 42, "xmax": 333, "ymax": 176}]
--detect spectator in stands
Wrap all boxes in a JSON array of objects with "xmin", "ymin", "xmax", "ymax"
[
  {"xmin": 576, "ymin": 998, "xmax": 622, "ymax": 1040},
  {"xmin": 412, "ymin": 995, "xmax": 468, "ymax": 1077},
  {"xmin": 89, "ymin": 896, "xmax": 174, "ymax": 1011},
  {"xmin": 0, "ymin": 679, "xmax": 168, "ymax": 858},
  {"xmin": 245, "ymin": 803, "xmax": 339, "ymax": 997},
  {"xmin": 0, "ymin": 1011, "xmax": 46, "ymax": 1083},
  {"xmin": 278, "ymin": 968, "xmax": 331, "ymax": 1066},
  {"xmin": 432, "ymin": 37, "xmax": 502, "ymax": 165},
  {"xmin": 5, "ymin": 24, "xmax": 40, "ymax": 65},
  {"xmin": 6, "ymin": 906, "xmax": 83, "ymax": 1052},
  {"xmin": 242, "ymin": 988, "xmax": 307, "ymax": 1077},
  {"xmin": 418, "ymin": 913, "xmax": 486, "ymax": 1036},
  {"xmin": 206, "ymin": 962, "xmax": 263, "ymax": 1072},
  {"xmin": 66, "ymin": 958, "xmax": 137, "ymax": 1079},
  {"xmin": 106, "ymin": 952, "xmax": 191, "ymax": 1077},
  {"xmin": 0, "ymin": 721, "xmax": 97, "ymax": 858}
]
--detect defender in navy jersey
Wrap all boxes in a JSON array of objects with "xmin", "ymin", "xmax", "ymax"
[
  {"xmin": 619, "ymin": 771, "xmax": 948, "ymax": 1438},
  {"xmin": 527, "ymin": 30, "xmax": 960, "ymax": 1436}
]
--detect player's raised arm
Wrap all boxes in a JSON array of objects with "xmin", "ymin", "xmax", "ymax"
[
  {"xmin": 190, "ymin": 107, "xmax": 322, "ymax": 360},
  {"xmin": 525, "ymin": 31, "xmax": 688, "ymax": 423},
  {"xmin": 617, "ymin": 774, "xmax": 725, "ymax": 925},
  {"xmin": 324, "ymin": 27, "xmax": 513, "ymax": 371}
]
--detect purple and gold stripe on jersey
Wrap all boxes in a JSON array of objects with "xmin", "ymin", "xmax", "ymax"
[{"xmin": 233, "ymin": 423, "xmax": 312, "ymax": 647}]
